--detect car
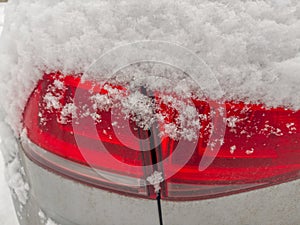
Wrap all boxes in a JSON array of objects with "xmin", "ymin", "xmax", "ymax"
[{"xmin": 1, "ymin": 1, "xmax": 300, "ymax": 225}]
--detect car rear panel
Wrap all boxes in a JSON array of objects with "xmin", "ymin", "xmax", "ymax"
[
  {"xmin": 16, "ymin": 143, "xmax": 300, "ymax": 225},
  {"xmin": 16, "ymin": 149, "xmax": 157, "ymax": 225},
  {"xmin": 17, "ymin": 72, "xmax": 300, "ymax": 225}
]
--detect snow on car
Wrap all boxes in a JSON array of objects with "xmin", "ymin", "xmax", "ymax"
[{"xmin": 0, "ymin": 0, "xmax": 300, "ymax": 225}]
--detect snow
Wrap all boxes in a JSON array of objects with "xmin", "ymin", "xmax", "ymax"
[
  {"xmin": 146, "ymin": 171, "xmax": 164, "ymax": 193},
  {"xmin": 0, "ymin": 1, "xmax": 299, "ymax": 223},
  {"xmin": 39, "ymin": 210, "xmax": 60, "ymax": 225},
  {"xmin": 0, "ymin": 5, "xmax": 3, "ymax": 33},
  {"xmin": 230, "ymin": 145, "xmax": 236, "ymax": 154},
  {"xmin": 0, "ymin": 153, "xmax": 19, "ymax": 225},
  {"xmin": 0, "ymin": 0, "xmax": 299, "ymax": 135},
  {"xmin": 0, "ymin": 3, "xmax": 19, "ymax": 225},
  {"xmin": 0, "ymin": 0, "xmax": 300, "ymax": 224}
]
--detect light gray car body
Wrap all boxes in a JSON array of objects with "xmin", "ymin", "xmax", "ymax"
[{"xmin": 12, "ymin": 136, "xmax": 300, "ymax": 225}]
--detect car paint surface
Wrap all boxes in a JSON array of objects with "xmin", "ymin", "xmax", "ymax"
[{"xmin": 16, "ymin": 140, "xmax": 300, "ymax": 225}]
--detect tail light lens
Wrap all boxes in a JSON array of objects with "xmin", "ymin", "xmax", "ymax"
[
  {"xmin": 23, "ymin": 72, "xmax": 300, "ymax": 200},
  {"xmin": 160, "ymin": 101, "xmax": 300, "ymax": 199},
  {"xmin": 23, "ymin": 72, "xmax": 153, "ymax": 197}
]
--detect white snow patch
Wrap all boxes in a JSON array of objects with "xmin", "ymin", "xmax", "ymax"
[
  {"xmin": 147, "ymin": 171, "xmax": 164, "ymax": 193},
  {"xmin": 245, "ymin": 148, "xmax": 255, "ymax": 155},
  {"xmin": 59, "ymin": 103, "xmax": 77, "ymax": 124},
  {"xmin": 230, "ymin": 145, "xmax": 236, "ymax": 155},
  {"xmin": 286, "ymin": 122, "xmax": 297, "ymax": 134},
  {"xmin": 0, "ymin": 126, "xmax": 25, "ymax": 220},
  {"xmin": 0, "ymin": 4, "xmax": 20, "ymax": 224},
  {"xmin": 44, "ymin": 93, "xmax": 62, "ymax": 110},
  {"xmin": 227, "ymin": 116, "xmax": 239, "ymax": 128},
  {"xmin": 39, "ymin": 210, "xmax": 60, "ymax": 225},
  {"xmin": 0, "ymin": 0, "xmax": 300, "ymax": 134},
  {"xmin": 0, "ymin": 116, "xmax": 29, "ymax": 208}
]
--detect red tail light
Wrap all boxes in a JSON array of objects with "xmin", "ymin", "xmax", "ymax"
[
  {"xmin": 160, "ymin": 101, "xmax": 300, "ymax": 199},
  {"xmin": 23, "ymin": 72, "xmax": 154, "ymax": 197},
  {"xmin": 22, "ymin": 72, "xmax": 300, "ymax": 200}
]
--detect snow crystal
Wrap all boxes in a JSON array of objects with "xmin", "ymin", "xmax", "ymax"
[
  {"xmin": 146, "ymin": 171, "xmax": 164, "ymax": 193},
  {"xmin": 230, "ymin": 145, "xmax": 236, "ymax": 155},
  {"xmin": 120, "ymin": 91, "xmax": 157, "ymax": 130},
  {"xmin": 59, "ymin": 103, "xmax": 77, "ymax": 124},
  {"xmin": 286, "ymin": 122, "xmax": 297, "ymax": 134},
  {"xmin": 245, "ymin": 148, "xmax": 255, "ymax": 155},
  {"xmin": 44, "ymin": 93, "xmax": 62, "ymax": 110},
  {"xmin": 227, "ymin": 116, "xmax": 239, "ymax": 128},
  {"xmin": 260, "ymin": 124, "xmax": 284, "ymax": 137}
]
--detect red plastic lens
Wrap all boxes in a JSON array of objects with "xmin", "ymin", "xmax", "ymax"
[
  {"xmin": 159, "ymin": 101, "xmax": 300, "ymax": 199},
  {"xmin": 23, "ymin": 72, "xmax": 153, "ymax": 197},
  {"xmin": 23, "ymin": 72, "xmax": 300, "ymax": 200}
]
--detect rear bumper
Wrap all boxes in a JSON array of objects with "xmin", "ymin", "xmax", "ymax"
[{"xmin": 15, "ymin": 143, "xmax": 300, "ymax": 225}]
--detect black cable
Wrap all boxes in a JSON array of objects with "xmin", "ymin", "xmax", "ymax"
[{"xmin": 156, "ymin": 191, "xmax": 164, "ymax": 225}]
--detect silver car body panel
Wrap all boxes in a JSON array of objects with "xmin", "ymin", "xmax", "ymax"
[{"xmin": 15, "ymin": 142, "xmax": 300, "ymax": 225}]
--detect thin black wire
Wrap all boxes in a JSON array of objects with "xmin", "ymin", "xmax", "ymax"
[{"xmin": 156, "ymin": 191, "xmax": 164, "ymax": 225}]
